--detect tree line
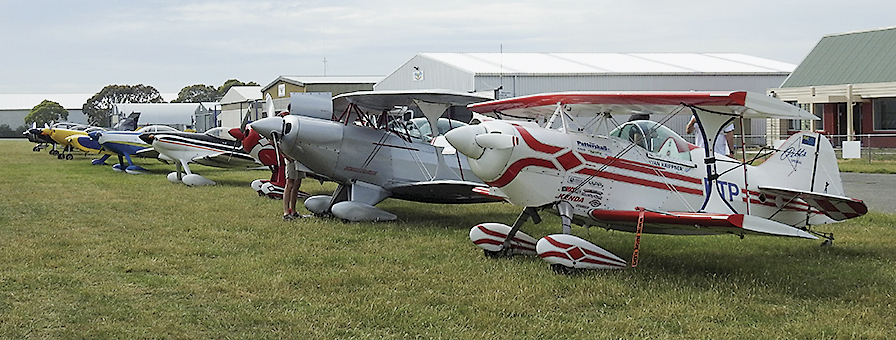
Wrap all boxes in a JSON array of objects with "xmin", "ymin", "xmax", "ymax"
[{"xmin": 21, "ymin": 79, "xmax": 258, "ymax": 129}]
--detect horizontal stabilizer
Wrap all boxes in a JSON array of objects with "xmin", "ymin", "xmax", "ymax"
[{"xmin": 758, "ymin": 186, "xmax": 867, "ymax": 221}]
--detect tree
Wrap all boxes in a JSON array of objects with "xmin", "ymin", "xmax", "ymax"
[
  {"xmin": 172, "ymin": 84, "xmax": 218, "ymax": 103},
  {"xmin": 82, "ymin": 84, "xmax": 164, "ymax": 127},
  {"xmin": 172, "ymin": 79, "xmax": 259, "ymax": 103},
  {"xmin": 24, "ymin": 100, "xmax": 69, "ymax": 126},
  {"xmin": 216, "ymin": 79, "xmax": 259, "ymax": 99},
  {"xmin": 0, "ymin": 124, "xmax": 27, "ymax": 138}
]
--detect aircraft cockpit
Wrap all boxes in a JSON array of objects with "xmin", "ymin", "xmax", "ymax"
[
  {"xmin": 609, "ymin": 120, "xmax": 692, "ymax": 162},
  {"xmin": 204, "ymin": 126, "xmax": 238, "ymax": 141},
  {"xmin": 392, "ymin": 117, "xmax": 469, "ymax": 143}
]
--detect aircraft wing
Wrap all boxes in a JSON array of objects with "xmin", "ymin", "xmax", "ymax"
[
  {"xmin": 134, "ymin": 148, "xmax": 160, "ymax": 159},
  {"xmin": 589, "ymin": 209, "xmax": 818, "ymax": 239},
  {"xmin": 467, "ymin": 91, "xmax": 816, "ymax": 121},
  {"xmin": 333, "ymin": 89, "xmax": 493, "ymax": 113},
  {"xmin": 192, "ymin": 152, "xmax": 261, "ymax": 169},
  {"xmin": 758, "ymin": 186, "xmax": 868, "ymax": 221},
  {"xmin": 387, "ymin": 180, "xmax": 504, "ymax": 204}
]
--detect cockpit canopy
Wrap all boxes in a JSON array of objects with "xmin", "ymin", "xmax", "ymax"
[
  {"xmin": 395, "ymin": 117, "xmax": 468, "ymax": 143},
  {"xmin": 609, "ymin": 120, "xmax": 692, "ymax": 161}
]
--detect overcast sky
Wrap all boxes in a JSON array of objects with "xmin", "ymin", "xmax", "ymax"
[{"xmin": 2, "ymin": 0, "xmax": 894, "ymax": 95}]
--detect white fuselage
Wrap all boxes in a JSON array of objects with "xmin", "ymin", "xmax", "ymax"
[{"xmin": 457, "ymin": 121, "xmax": 836, "ymax": 233}]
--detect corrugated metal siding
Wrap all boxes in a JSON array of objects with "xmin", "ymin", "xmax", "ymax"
[
  {"xmin": 782, "ymin": 27, "xmax": 896, "ymax": 87},
  {"xmin": 376, "ymin": 55, "xmax": 476, "ymax": 91},
  {"xmin": 473, "ymin": 74, "xmax": 788, "ymax": 98}
]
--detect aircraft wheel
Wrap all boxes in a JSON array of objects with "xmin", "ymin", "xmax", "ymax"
[
  {"xmin": 65, "ymin": 154, "xmax": 74, "ymax": 160},
  {"xmin": 483, "ymin": 249, "xmax": 503, "ymax": 259},
  {"xmin": 33, "ymin": 146, "xmax": 40, "ymax": 152},
  {"xmin": 57, "ymin": 154, "xmax": 64, "ymax": 159},
  {"xmin": 551, "ymin": 263, "xmax": 576, "ymax": 275},
  {"xmin": 821, "ymin": 239, "xmax": 833, "ymax": 247},
  {"xmin": 49, "ymin": 150, "xmax": 58, "ymax": 155}
]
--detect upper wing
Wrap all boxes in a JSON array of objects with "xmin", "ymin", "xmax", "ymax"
[
  {"xmin": 590, "ymin": 208, "xmax": 818, "ymax": 239},
  {"xmin": 467, "ymin": 91, "xmax": 816, "ymax": 121},
  {"xmin": 758, "ymin": 186, "xmax": 868, "ymax": 221},
  {"xmin": 192, "ymin": 152, "xmax": 261, "ymax": 169},
  {"xmin": 333, "ymin": 89, "xmax": 493, "ymax": 112},
  {"xmin": 387, "ymin": 180, "xmax": 504, "ymax": 204}
]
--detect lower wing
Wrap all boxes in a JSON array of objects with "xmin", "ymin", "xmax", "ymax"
[
  {"xmin": 192, "ymin": 152, "xmax": 260, "ymax": 169},
  {"xmin": 590, "ymin": 208, "xmax": 818, "ymax": 239},
  {"xmin": 388, "ymin": 180, "xmax": 504, "ymax": 204}
]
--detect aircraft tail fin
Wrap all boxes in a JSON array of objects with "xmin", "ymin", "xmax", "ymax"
[
  {"xmin": 755, "ymin": 132, "xmax": 845, "ymax": 197},
  {"xmin": 112, "ymin": 112, "xmax": 141, "ymax": 131},
  {"xmin": 753, "ymin": 132, "xmax": 867, "ymax": 221}
]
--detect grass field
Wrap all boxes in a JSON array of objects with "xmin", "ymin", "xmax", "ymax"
[{"xmin": 2, "ymin": 139, "xmax": 894, "ymax": 339}]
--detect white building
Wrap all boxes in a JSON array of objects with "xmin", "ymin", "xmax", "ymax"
[
  {"xmin": 112, "ymin": 102, "xmax": 208, "ymax": 131},
  {"xmin": 376, "ymin": 53, "xmax": 795, "ymax": 142},
  {"xmin": 219, "ymin": 86, "xmax": 262, "ymax": 128}
]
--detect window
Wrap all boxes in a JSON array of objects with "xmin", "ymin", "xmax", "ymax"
[
  {"xmin": 788, "ymin": 103, "xmax": 816, "ymax": 131},
  {"xmin": 609, "ymin": 120, "xmax": 692, "ymax": 162},
  {"xmin": 873, "ymin": 98, "xmax": 896, "ymax": 131}
]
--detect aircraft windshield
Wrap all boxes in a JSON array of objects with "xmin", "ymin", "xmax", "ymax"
[
  {"xmin": 609, "ymin": 120, "xmax": 692, "ymax": 161},
  {"xmin": 205, "ymin": 127, "xmax": 237, "ymax": 141},
  {"xmin": 397, "ymin": 117, "xmax": 468, "ymax": 143},
  {"xmin": 136, "ymin": 125, "xmax": 178, "ymax": 133}
]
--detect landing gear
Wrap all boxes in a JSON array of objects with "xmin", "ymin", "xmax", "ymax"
[
  {"xmin": 806, "ymin": 228, "xmax": 834, "ymax": 247},
  {"xmin": 551, "ymin": 263, "xmax": 577, "ymax": 275},
  {"xmin": 493, "ymin": 207, "xmax": 542, "ymax": 257}
]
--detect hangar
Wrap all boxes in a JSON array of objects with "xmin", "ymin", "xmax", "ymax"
[
  {"xmin": 769, "ymin": 26, "xmax": 896, "ymax": 147},
  {"xmin": 376, "ymin": 53, "xmax": 795, "ymax": 143}
]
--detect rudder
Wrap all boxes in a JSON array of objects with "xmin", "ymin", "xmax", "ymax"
[{"xmin": 755, "ymin": 132, "xmax": 846, "ymax": 197}]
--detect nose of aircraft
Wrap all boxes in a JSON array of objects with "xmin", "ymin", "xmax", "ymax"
[
  {"xmin": 444, "ymin": 124, "xmax": 487, "ymax": 159},
  {"xmin": 248, "ymin": 116, "xmax": 284, "ymax": 141}
]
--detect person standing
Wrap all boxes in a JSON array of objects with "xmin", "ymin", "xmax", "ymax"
[{"xmin": 686, "ymin": 116, "xmax": 735, "ymax": 157}]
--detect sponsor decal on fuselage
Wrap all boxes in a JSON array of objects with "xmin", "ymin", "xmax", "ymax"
[
  {"xmin": 555, "ymin": 193, "xmax": 585, "ymax": 203},
  {"xmin": 576, "ymin": 140, "xmax": 610, "ymax": 153},
  {"xmin": 780, "ymin": 146, "xmax": 807, "ymax": 173},
  {"xmin": 566, "ymin": 176, "xmax": 604, "ymax": 188},
  {"xmin": 646, "ymin": 158, "xmax": 689, "ymax": 173},
  {"xmin": 704, "ymin": 178, "xmax": 740, "ymax": 202}
]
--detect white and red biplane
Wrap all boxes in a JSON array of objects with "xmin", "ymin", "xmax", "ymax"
[{"xmin": 444, "ymin": 91, "xmax": 868, "ymax": 271}]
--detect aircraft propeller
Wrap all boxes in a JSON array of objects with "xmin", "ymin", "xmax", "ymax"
[{"xmin": 475, "ymin": 133, "xmax": 519, "ymax": 150}]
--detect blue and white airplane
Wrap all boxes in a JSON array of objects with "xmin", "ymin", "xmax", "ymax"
[{"xmin": 88, "ymin": 125, "xmax": 179, "ymax": 174}]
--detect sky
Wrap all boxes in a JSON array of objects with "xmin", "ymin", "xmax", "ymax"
[{"xmin": 2, "ymin": 0, "xmax": 895, "ymax": 95}]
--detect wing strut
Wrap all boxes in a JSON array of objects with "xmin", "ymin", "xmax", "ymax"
[{"xmin": 631, "ymin": 208, "xmax": 646, "ymax": 268}]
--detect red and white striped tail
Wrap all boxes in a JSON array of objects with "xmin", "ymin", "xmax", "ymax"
[
  {"xmin": 536, "ymin": 234, "xmax": 627, "ymax": 270},
  {"xmin": 469, "ymin": 223, "xmax": 537, "ymax": 255}
]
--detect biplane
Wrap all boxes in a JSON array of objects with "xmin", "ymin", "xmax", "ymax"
[
  {"xmin": 249, "ymin": 90, "xmax": 497, "ymax": 222},
  {"xmin": 443, "ymin": 91, "xmax": 868, "ymax": 271}
]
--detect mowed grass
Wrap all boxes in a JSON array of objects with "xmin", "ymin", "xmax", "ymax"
[{"xmin": 1, "ymin": 139, "xmax": 894, "ymax": 339}]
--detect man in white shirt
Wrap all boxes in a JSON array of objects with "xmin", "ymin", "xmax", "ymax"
[{"xmin": 686, "ymin": 116, "xmax": 735, "ymax": 157}]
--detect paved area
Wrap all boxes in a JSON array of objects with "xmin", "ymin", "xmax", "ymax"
[{"xmin": 840, "ymin": 172, "xmax": 896, "ymax": 214}]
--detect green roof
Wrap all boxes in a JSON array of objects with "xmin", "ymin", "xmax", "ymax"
[{"xmin": 781, "ymin": 26, "xmax": 896, "ymax": 87}]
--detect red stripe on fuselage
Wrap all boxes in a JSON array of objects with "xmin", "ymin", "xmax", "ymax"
[
  {"xmin": 486, "ymin": 158, "xmax": 558, "ymax": 187},
  {"xmin": 577, "ymin": 168, "xmax": 704, "ymax": 196},
  {"xmin": 514, "ymin": 125, "xmax": 564, "ymax": 154},
  {"xmin": 579, "ymin": 153, "xmax": 701, "ymax": 185}
]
